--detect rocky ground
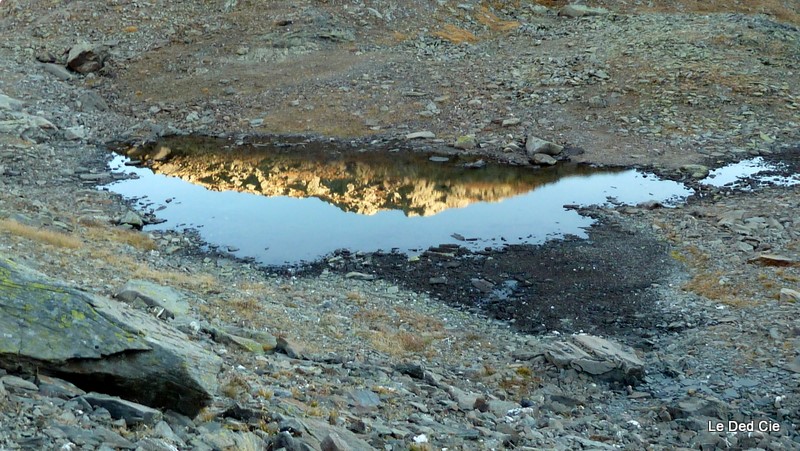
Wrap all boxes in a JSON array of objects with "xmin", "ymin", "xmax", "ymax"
[{"xmin": 1, "ymin": 0, "xmax": 800, "ymax": 450}]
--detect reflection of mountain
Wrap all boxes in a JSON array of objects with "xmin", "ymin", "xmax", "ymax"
[{"xmin": 125, "ymin": 137, "xmax": 607, "ymax": 217}]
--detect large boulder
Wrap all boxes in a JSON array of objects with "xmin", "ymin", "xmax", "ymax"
[
  {"xmin": 67, "ymin": 42, "xmax": 106, "ymax": 74},
  {"xmin": 544, "ymin": 334, "xmax": 644, "ymax": 384},
  {"xmin": 0, "ymin": 256, "xmax": 222, "ymax": 416}
]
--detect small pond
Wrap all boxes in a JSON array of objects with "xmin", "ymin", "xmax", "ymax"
[{"xmin": 105, "ymin": 137, "xmax": 694, "ymax": 265}]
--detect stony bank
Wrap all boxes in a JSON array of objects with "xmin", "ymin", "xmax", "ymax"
[{"xmin": 1, "ymin": 1, "xmax": 800, "ymax": 450}]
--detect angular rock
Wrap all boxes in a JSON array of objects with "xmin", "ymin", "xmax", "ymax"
[
  {"xmin": 544, "ymin": 334, "xmax": 644, "ymax": 384},
  {"xmin": 116, "ymin": 279, "xmax": 190, "ymax": 318},
  {"xmin": 680, "ymin": 164, "xmax": 709, "ymax": 179},
  {"xmin": 321, "ymin": 432, "xmax": 352, "ymax": 451},
  {"xmin": 67, "ymin": 42, "xmax": 105, "ymax": 73},
  {"xmin": 208, "ymin": 327, "xmax": 266, "ymax": 354},
  {"xmin": 77, "ymin": 91, "xmax": 109, "ymax": 112},
  {"xmin": 79, "ymin": 393, "xmax": 163, "ymax": 426},
  {"xmin": 454, "ymin": 135, "xmax": 477, "ymax": 150},
  {"xmin": 750, "ymin": 253, "xmax": 797, "ymax": 267},
  {"xmin": 117, "ymin": 210, "xmax": 144, "ymax": 229},
  {"xmin": 0, "ymin": 256, "xmax": 222, "ymax": 416},
  {"xmin": 276, "ymin": 337, "xmax": 306, "ymax": 359},
  {"xmin": 558, "ymin": 5, "xmax": 609, "ymax": 18},
  {"xmin": 38, "ymin": 375, "xmax": 86, "ymax": 399},
  {"xmin": 531, "ymin": 153, "xmax": 557, "ymax": 166},
  {"xmin": 297, "ymin": 418, "xmax": 374, "ymax": 451},
  {"xmin": 1, "ymin": 375, "xmax": 38, "ymax": 392},
  {"xmin": 525, "ymin": 135, "xmax": 563, "ymax": 156},
  {"xmin": 347, "ymin": 389, "xmax": 381, "ymax": 410}
]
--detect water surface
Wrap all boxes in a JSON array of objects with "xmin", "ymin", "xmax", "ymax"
[{"xmin": 105, "ymin": 137, "xmax": 693, "ymax": 265}]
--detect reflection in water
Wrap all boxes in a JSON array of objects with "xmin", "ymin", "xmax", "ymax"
[
  {"xmin": 125, "ymin": 136, "xmax": 607, "ymax": 217},
  {"xmin": 107, "ymin": 137, "xmax": 693, "ymax": 265}
]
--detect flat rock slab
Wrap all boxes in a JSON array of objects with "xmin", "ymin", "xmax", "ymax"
[
  {"xmin": 0, "ymin": 256, "xmax": 222, "ymax": 416},
  {"xmin": 544, "ymin": 334, "xmax": 644, "ymax": 384},
  {"xmin": 116, "ymin": 279, "xmax": 190, "ymax": 318},
  {"xmin": 79, "ymin": 392, "xmax": 163, "ymax": 426}
]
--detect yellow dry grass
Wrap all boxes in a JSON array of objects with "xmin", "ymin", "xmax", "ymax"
[
  {"xmin": 476, "ymin": 6, "xmax": 521, "ymax": 32},
  {"xmin": 84, "ymin": 225, "xmax": 157, "ymax": 251},
  {"xmin": 433, "ymin": 24, "xmax": 479, "ymax": 44},
  {"xmin": 0, "ymin": 219, "xmax": 82, "ymax": 249},
  {"xmin": 90, "ymin": 248, "xmax": 217, "ymax": 290},
  {"xmin": 367, "ymin": 330, "xmax": 434, "ymax": 356}
]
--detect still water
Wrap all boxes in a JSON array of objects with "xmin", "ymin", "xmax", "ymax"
[{"xmin": 105, "ymin": 137, "xmax": 693, "ymax": 265}]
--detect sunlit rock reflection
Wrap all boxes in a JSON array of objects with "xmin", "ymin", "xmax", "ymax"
[{"xmin": 124, "ymin": 136, "xmax": 606, "ymax": 217}]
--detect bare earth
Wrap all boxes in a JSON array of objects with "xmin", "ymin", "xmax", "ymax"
[{"xmin": 1, "ymin": 1, "xmax": 800, "ymax": 450}]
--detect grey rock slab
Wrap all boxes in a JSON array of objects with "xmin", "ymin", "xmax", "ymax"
[
  {"xmin": 77, "ymin": 91, "xmax": 109, "ymax": 112},
  {"xmin": 0, "ymin": 256, "xmax": 222, "ymax": 416},
  {"xmin": 405, "ymin": 131, "xmax": 435, "ymax": 139},
  {"xmin": 525, "ymin": 135, "xmax": 563, "ymax": 156},
  {"xmin": 276, "ymin": 337, "xmax": 306, "ymax": 359},
  {"xmin": 344, "ymin": 271, "xmax": 376, "ymax": 281},
  {"xmin": 79, "ymin": 393, "xmax": 161, "ymax": 427},
  {"xmin": 321, "ymin": 432, "xmax": 351, "ymax": 451},
  {"xmin": 0, "ymin": 94, "xmax": 24, "ymax": 111},
  {"xmin": 116, "ymin": 279, "xmax": 190, "ymax": 318},
  {"xmin": 298, "ymin": 418, "xmax": 373, "ymax": 451},
  {"xmin": 208, "ymin": 327, "xmax": 265, "ymax": 354},
  {"xmin": 544, "ymin": 334, "xmax": 644, "ymax": 383},
  {"xmin": 38, "ymin": 375, "xmax": 86, "ymax": 399},
  {"xmin": 41, "ymin": 63, "xmax": 74, "ymax": 80},
  {"xmin": 558, "ymin": 5, "xmax": 610, "ymax": 18},
  {"xmin": 0, "ymin": 375, "xmax": 38, "ymax": 392},
  {"xmin": 447, "ymin": 386, "xmax": 479, "ymax": 411},
  {"xmin": 347, "ymin": 388, "xmax": 381, "ymax": 409}
]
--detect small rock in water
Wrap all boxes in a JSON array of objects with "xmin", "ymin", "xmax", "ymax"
[
  {"xmin": 526, "ymin": 135, "xmax": 563, "ymax": 156},
  {"xmin": 464, "ymin": 159, "xmax": 486, "ymax": 169},
  {"xmin": 680, "ymin": 164, "xmax": 709, "ymax": 179},
  {"xmin": 532, "ymin": 153, "xmax": 557, "ymax": 166}
]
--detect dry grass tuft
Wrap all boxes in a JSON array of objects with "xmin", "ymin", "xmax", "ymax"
[
  {"xmin": 434, "ymin": 24, "xmax": 479, "ymax": 44},
  {"xmin": 682, "ymin": 270, "xmax": 757, "ymax": 307},
  {"xmin": 90, "ymin": 248, "xmax": 217, "ymax": 290},
  {"xmin": 85, "ymin": 226, "xmax": 157, "ymax": 251},
  {"xmin": 476, "ymin": 6, "xmax": 521, "ymax": 32},
  {"xmin": 367, "ymin": 330, "xmax": 434, "ymax": 356},
  {"xmin": 0, "ymin": 219, "xmax": 82, "ymax": 249}
]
